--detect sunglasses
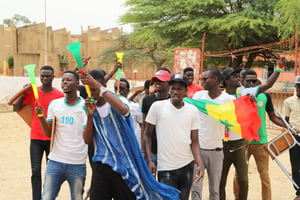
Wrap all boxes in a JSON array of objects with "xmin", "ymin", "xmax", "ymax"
[{"xmin": 245, "ymin": 79, "xmax": 257, "ymax": 84}]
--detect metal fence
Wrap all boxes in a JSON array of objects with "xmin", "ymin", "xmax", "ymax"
[{"xmin": 266, "ymin": 91, "xmax": 294, "ymax": 131}]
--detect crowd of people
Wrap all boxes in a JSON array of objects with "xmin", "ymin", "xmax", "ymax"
[{"xmin": 15, "ymin": 56, "xmax": 300, "ymax": 200}]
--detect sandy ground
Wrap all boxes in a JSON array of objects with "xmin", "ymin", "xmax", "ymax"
[{"xmin": 0, "ymin": 111, "xmax": 296, "ymax": 200}]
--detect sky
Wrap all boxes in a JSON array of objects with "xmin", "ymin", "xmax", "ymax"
[{"xmin": 0, "ymin": 0, "xmax": 132, "ymax": 34}]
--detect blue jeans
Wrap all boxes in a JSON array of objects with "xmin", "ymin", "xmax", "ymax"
[
  {"xmin": 30, "ymin": 139, "xmax": 50, "ymax": 200},
  {"xmin": 42, "ymin": 160, "xmax": 86, "ymax": 200},
  {"xmin": 158, "ymin": 163, "xmax": 194, "ymax": 200}
]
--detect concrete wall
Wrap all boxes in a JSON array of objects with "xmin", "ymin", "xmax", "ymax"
[{"xmin": 0, "ymin": 23, "xmax": 122, "ymax": 77}]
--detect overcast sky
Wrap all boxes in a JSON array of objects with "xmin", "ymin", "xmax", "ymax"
[{"xmin": 0, "ymin": 0, "xmax": 131, "ymax": 34}]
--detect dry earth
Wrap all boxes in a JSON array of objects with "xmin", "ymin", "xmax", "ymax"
[{"xmin": 0, "ymin": 111, "xmax": 296, "ymax": 200}]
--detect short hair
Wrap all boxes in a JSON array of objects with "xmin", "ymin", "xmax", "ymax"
[
  {"xmin": 96, "ymin": 68, "xmax": 107, "ymax": 76},
  {"xmin": 157, "ymin": 67, "xmax": 171, "ymax": 73},
  {"xmin": 243, "ymin": 69, "xmax": 257, "ymax": 79},
  {"xmin": 63, "ymin": 70, "xmax": 79, "ymax": 81},
  {"xmin": 89, "ymin": 69, "xmax": 105, "ymax": 85},
  {"xmin": 206, "ymin": 68, "xmax": 221, "ymax": 82},
  {"xmin": 144, "ymin": 80, "xmax": 151, "ymax": 89},
  {"xmin": 120, "ymin": 78, "xmax": 130, "ymax": 90},
  {"xmin": 183, "ymin": 67, "xmax": 194, "ymax": 74},
  {"xmin": 40, "ymin": 65, "xmax": 54, "ymax": 73}
]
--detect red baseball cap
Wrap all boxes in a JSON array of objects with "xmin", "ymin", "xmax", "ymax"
[{"xmin": 151, "ymin": 70, "xmax": 171, "ymax": 82}]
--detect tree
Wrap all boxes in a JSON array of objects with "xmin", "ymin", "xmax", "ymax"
[
  {"xmin": 120, "ymin": 0, "xmax": 300, "ymax": 69},
  {"xmin": 7, "ymin": 56, "xmax": 14, "ymax": 69},
  {"xmin": 98, "ymin": 34, "xmax": 169, "ymax": 71},
  {"xmin": 274, "ymin": 0, "xmax": 300, "ymax": 38},
  {"xmin": 3, "ymin": 14, "xmax": 35, "ymax": 27}
]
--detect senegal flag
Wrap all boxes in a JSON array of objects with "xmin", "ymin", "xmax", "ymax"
[{"xmin": 184, "ymin": 96, "xmax": 261, "ymax": 142}]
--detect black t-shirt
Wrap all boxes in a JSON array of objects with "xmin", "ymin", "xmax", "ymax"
[{"xmin": 142, "ymin": 93, "xmax": 170, "ymax": 154}]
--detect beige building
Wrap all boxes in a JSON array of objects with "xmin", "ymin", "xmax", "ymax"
[{"xmin": 0, "ymin": 22, "xmax": 122, "ymax": 77}]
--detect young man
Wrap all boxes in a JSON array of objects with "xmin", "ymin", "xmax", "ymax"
[
  {"xmin": 36, "ymin": 71, "xmax": 88, "ymax": 200},
  {"xmin": 13, "ymin": 65, "xmax": 64, "ymax": 200},
  {"xmin": 144, "ymin": 73, "xmax": 203, "ymax": 200},
  {"xmin": 284, "ymin": 75, "xmax": 300, "ymax": 200},
  {"xmin": 191, "ymin": 68, "xmax": 235, "ymax": 200},
  {"xmin": 141, "ymin": 69, "xmax": 171, "ymax": 172},
  {"xmin": 114, "ymin": 78, "xmax": 143, "ymax": 147},
  {"xmin": 220, "ymin": 68, "xmax": 248, "ymax": 200},
  {"xmin": 236, "ymin": 69, "xmax": 287, "ymax": 200},
  {"xmin": 183, "ymin": 67, "xmax": 203, "ymax": 98},
  {"xmin": 81, "ymin": 69, "xmax": 180, "ymax": 200}
]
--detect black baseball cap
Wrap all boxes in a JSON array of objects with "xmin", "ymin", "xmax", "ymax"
[
  {"xmin": 221, "ymin": 67, "xmax": 242, "ymax": 81},
  {"xmin": 169, "ymin": 73, "xmax": 188, "ymax": 87}
]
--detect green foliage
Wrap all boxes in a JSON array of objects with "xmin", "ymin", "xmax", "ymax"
[
  {"xmin": 3, "ymin": 14, "xmax": 35, "ymax": 27},
  {"xmin": 60, "ymin": 52, "xmax": 68, "ymax": 63},
  {"xmin": 98, "ymin": 34, "xmax": 168, "ymax": 71},
  {"xmin": 120, "ymin": 0, "xmax": 298, "ymax": 69},
  {"xmin": 7, "ymin": 56, "xmax": 14, "ymax": 69},
  {"xmin": 274, "ymin": 0, "xmax": 300, "ymax": 38}
]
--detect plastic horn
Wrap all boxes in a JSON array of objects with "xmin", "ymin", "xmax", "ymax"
[
  {"xmin": 115, "ymin": 52, "xmax": 124, "ymax": 94},
  {"xmin": 24, "ymin": 64, "xmax": 39, "ymax": 101},
  {"xmin": 24, "ymin": 64, "xmax": 43, "ymax": 117},
  {"xmin": 66, "ymin": 42, "xmax": 91, "ymax": 97}
]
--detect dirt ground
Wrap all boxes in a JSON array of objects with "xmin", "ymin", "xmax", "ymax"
[{"xmin": 0, "ymin": 111, "xmax": 296, "ymax": 199}]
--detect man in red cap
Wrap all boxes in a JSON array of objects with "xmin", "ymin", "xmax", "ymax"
[{"xmin": 141, "ymin": 69, "xmax": 171, "ymax": 178}]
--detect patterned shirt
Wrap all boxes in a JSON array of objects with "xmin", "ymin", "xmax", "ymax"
[
  {"xmin": 92, "ymin": 100, "xmax": 180, "ymax": 200},
  {"xmin": 284, "ymin": 95, "xmax": 300, "ymax": 129}
]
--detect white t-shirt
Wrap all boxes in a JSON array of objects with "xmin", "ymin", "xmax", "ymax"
[
  {"xmin": 129, "ymin": 101, "xmax": 143, "ymax": 148},
  {"xmin": 228, "ymin": 94, "xmax": 243, "ymax": 141},
  {"xmin": 146, "ymin": 99, "xmax": 200, "ymax": 171},
  {"xmin": 193, "ymin": 91, "xmax": 235, "ymax": 149},
  {"xmin": 95, "ymin": 96, "xmax": 130, "ymax": 118},
  {"xmin": 239, "ymin": 86, "xmax": 258, "ymax": 97},
  {"xmin": 47, "ymin": 97, "xmax": 88, "ymax": 164}
]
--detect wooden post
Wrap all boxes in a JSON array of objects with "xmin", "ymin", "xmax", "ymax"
[
  {"xmin": 200, "ymin": 32, "xmax": 206, "ymax": 85},
  {"xmin": 295, "ymin": 24, "xmax": 298, "ymax": 75}
]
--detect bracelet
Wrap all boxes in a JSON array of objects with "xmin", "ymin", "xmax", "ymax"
[
  {"xmin": 275, "ymin": 65, "xmax": 284, "ymax": 73},
  {"xmin": 37, "ymin": 113, "xmax": 44, "ymax": 118}
]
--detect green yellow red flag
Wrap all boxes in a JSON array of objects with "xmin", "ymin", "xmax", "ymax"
[{"xmin": 184, "ymin": 96, "xmax": 261, "ymax": 142}]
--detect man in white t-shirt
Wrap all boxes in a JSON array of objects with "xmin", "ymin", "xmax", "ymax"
[
  {"xmin": 144, "ymin": 73, "xmax": 203, "ymax": 200},
  {"xmin": 36, "ymin": 71, "xmax": 88, "ymax": 200},
  {"xmin": 219, "ymin": 68, "xmax": 249, "ymax": 200},
  {"xmin": 81, "ymin": 69, "xmax": 180, "ymax": 199},
  {"xmin": 191, "ymin": 68, "xmax": 235, "ymax": 200}
]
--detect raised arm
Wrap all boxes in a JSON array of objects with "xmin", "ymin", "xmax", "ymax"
[
  {"xmin": 83, "ymin": 98, "xmax": 97, "ymax": 144},
  {"xmin": 105, "ymin": 61, "xmax": 122, "ymax": 83},
  {"xmin": 257, "ymin": 56, "xmax": 287, "ymax": 95},
  {"xmin": 80, "ymin": 71, "xmax": 129, "ymax": 116}
]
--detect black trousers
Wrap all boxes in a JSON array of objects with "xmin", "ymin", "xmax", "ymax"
[
  {"xmin": 30, "ymin": 139, "xmax": 50, "ymax": 200},
  {"xmin": 158, "ymin": 163, "xmax": 194, "ymax": 200},
  {"xmin": 90, "ymin": 162, "xmax": 136, "ymax": 200},
  {"xmin": 289, "ymin": 136, "xmax": 300, "ymax": 196}
]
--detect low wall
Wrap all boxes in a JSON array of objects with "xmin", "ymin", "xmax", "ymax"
[{"xmin": 0, "ymin": 76, "xmax": 144, "ymax": 111}]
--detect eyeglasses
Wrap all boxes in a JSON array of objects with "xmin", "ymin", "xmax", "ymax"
[{"xmin": 245, "ymin": 79, "xmax": 257, "ymax": 84}]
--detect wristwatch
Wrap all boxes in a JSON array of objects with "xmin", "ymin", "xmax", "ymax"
[{"xmin": 99, "ymin": 86, "xmax": 107, "ymax": 97}]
